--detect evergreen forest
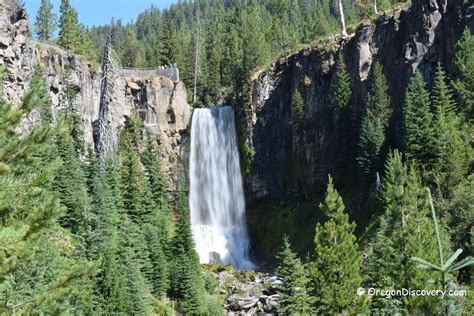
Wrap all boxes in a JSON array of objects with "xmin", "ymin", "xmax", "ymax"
[{"xmin": 0, "ymin": 0, "xmax": 473, "ymax": 314}]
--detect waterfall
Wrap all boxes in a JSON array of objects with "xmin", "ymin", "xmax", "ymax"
[{"xmin": 189, "ymin": 106, "xmax": 254, "ymax": 270}]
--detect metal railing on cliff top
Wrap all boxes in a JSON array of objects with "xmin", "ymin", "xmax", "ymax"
[{"xmin": 29, "ymin": 39, "xmax": 179, "ymax": 82}]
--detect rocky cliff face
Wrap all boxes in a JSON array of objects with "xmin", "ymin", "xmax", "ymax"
[
  {"xmin": 243, "ymin": 0, "xmax": 473, "ymax": 205},
  {"xmin": 0, "ymin": 0, "xmax": 192, "ymax": 187}
]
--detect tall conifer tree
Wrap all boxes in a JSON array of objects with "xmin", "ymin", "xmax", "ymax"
[
  {"xmin": 453, "ymin": 30, "xmax": 474, "ymax": 120},
  {"xmin": 403, "ymin": 72, "xmax": 437, "ymax": 168},
  {"xmin": 35, "ymin": 0, "xmax": 57, "ymax": 41},
  {"xmin": 357, "ymin": 62, "xmax": 392, "ymax": 182},
  {"xmin": 310, "ymin": 176, "xmax": 364, "ymax": 314},
  {"xmin": 431, "ymin": 65, "xmax": 468, "ymax": 194},
  {"xmin": 58, "ymin": 0, "xmax": 81, "ymax": 51},
  {"xmin": 367, "ymin": 151, "xmax": 442, "ymax": 313},
  {"xmin": 276, "ymin": 236, "xmax": 314, "ymax": 314}
]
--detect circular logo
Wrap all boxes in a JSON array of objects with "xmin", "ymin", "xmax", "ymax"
[{"xmin": 357, "ymin": 287, "xmax": 365, "ymax": 296}]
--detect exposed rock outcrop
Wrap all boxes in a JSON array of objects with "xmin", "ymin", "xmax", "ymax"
[
  {"xmin": 213, "ymin": 269, "xmax": 282, "ymax": 315},
  {"xmin": 0, "ymin": 0, "xmax": 191, "ymax": 187},
  {"xmin": 243, "ymin": 0, "xmax": 472, "ymax": 204}
]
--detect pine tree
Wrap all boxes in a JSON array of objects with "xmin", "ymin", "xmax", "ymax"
[
  {"xmin": 141, "ymin": 135, "xmax": 170, "ymax": 216},
  {"xmin": 431, "ymin": 64, "xmax": 468, "ymax": 195},
  {"xmin": 160, "ymin": 11, "xmax": 177, "ymax": 65},
  {"xmin": 275, "ymin": 236, "xmax": 314, "ymax": 315},
  {"xmin": 366, "ymin": 62, "xmax": 391, "ymax": 127},
  {"xmin": 204, "ymin": 11, "xmax": 223, "ymax": 100},
  {"xmin": 453, "ymin": 29, "xmax": 474, "ymax": 120},
  {"xmin": 121, "ymin": 27, "xmax": 145, "ymax": 67},
  {"xmin": 170, "ymin": 188, "xmax": 206, "ymax": 314},
  {"xmin": 172, "ymin": 188, "xmax": 198, "ymax": 260},
  {"xmin": 334, "ymin": 54, "xmax": 356, "ymax": 181},
  {"xmin": 35, "ymin": 0, "xmax": 57, "ymax": 41},
  {"xmin": 403, "ymin": 72, "xmax": 437, "ymax": 168},
  {"xmin": 144, "ymin": 223, "xmax": 168, "ymax": 298},
  {"xmin": 58, "ymin": 0, "xmax": 81, "ymax": 51},
  {"xmin": 366, "ymin": 151, "xmax": 442, "ymax": 313},
  {"xmin": 141, "ymin": 135, "xmax": 172, "ymax": 281},
  {"xmin": 357, "ymin": 62, "xmax": 391, "ymax": 182},
  {"xmin": 310, "ymin": 176, "xmax": 364, "ymax": 314},
  {"xmin": 272, "ymin": 0, "xmax": 290, "ymax": 63},
  {"xmin": 117, "ymin": 214, "xmax": 152, "ymax": 315},
  {"xmin": 120, "ymin": 149, "xmax": 153, "ymax": 224},
  {"xmin": 411, "ymin": 189, "xmax": 474, "ymax": 315},
  {"xmin": 58, "ymin": 0, "xmax": 97, "ymax": 62},
  {"xmin": 96, "ymin": 230, "xmax": 127, "ymax": 314},
  {"xmin": 291, "ymin": 89, "xmax": 305, "ymax": 130},
  {"xmin": 357, "ymin": 115, "xmax": 385, "ymax": 178},
  {"xmin": 54, "ymin": 118, "xmax": 90, "ymax": 236},
  {"xmin": 0, "ymin": 74, "xmax": 92, "ymax": 315},
  {"xmin": 335, "ymin": 54, "xmax": 351, "ymax": 116},
  {"xmin": 118, "ymin": 119, "xmax": 154, "ymax": 226},
  {"xmin": 92, "ymin": 159, "xmax": 129, "ymax": 313},
  {"xmin": 313, "ymin": 4, "xmax": 332, "ymax": 36},
  {"xmin": 23, "ymin": 66, "xmax": 53, "ymax": 124}
]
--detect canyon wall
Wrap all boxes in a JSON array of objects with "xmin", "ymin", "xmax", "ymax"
[
  {"xmin": 243, "ymin": 0, "xmax": 474, "ymax": 204},
  {"xmin": 0, "ymin": 0, "xmax": 191, "ymax": 187}
]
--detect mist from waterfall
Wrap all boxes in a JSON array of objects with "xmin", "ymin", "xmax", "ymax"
[{"xmin": 189, "ymin": 106, "xmax": 254, "ymax": 270}]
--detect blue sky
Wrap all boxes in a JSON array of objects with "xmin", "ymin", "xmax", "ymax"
[{"xmin": 24, "ymin": 0, "xmax": 176, "ymax": 27}]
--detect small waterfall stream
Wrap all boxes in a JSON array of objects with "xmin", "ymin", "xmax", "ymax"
[{"xmin": 189, "ymin": 106, "xmax": 254, "ymax": 270}]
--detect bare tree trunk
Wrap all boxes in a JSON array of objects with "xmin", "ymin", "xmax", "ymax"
[
  {"xmin": 193, "ymin": 15, "xmax": 200, "ymax": 104},
  {"xmin": 337, "ymin": 0, "xmax": 348, "ymax": 37},
  {"xmin": 374, "ymin": 0, "xmax": 378, "ymax": 15}
]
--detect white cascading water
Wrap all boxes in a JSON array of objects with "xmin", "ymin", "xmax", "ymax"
[{"xmin": 189, "ymin": 106, "xmax": 255, "ymax": 270}]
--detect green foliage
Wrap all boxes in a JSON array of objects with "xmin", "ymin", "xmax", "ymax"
[
  {"xmin": 291, "ymin": 89, "xmax": 305, "ymax": 129},
  {"xmin": 141, "ymin": 134, "xmax": 170, "ymax": 216},
  {"xmin": 310, "ymin": 176, "xmax": 364, "ymax": 314},
  {"xmin": 0, "ymin": 80, "xmax": 92, "ymax": 315},
  {"xmin": 357, "ymin": 62, "xmax": 391, "ymax": 182},
  {"xmin": 448, "ymin": 175, "xmax": 474, "ymax": 258},
  {"xmin": 121, "ymin": 27, "xmax": 145, "ymax": 67},
  {"xmin": 313, "ymin": 5, "xmax": 333, "ymax": 37},
  {"xmin": 357, "ymin": 114, "xmax": 385, "ymax": 178},
  {"xmin": 276, "ymin": 236, "xmax": 314, "ymax": 315},
  {"xmin": 160, "ymin": 11, "xmax": 177, "ymax": 65},
  {"xmin": 54, "ymin": 117, "xmax": 90, "ymax": 235},
  {"xmin": 34, "ymin": 0, "xmax": 57, "ymax": 40},
  {"xmin": 58, "ymin": 0, "xmax": 81, "ymax": 51},
  {"xmin": 453, "ymin": 29, "xmax": 474, "ymax": 120},
  {"xmin": 366, "ymin": 151, "xmax": 443, "ymax": 313},
  {"xmin": 23, "ymin": 66, "xmax": 53, "ymax": 124},
  {"xmin": 431, "ymin": 64, "xmax": 468, "ymax": 195},
  {"xmin": 58, "ymin": 0, "xmax": 96, "ymax": 62},
  {"xmin": 334, "ymin": 54, "xmax": 357, "ymax": 182},
  {"xmin": 0, "ymin": 54, "xmax": 220, "ymax": 314},
  {"xmin": 170, "ymin": 189, "xmax": 207, "ymax": 314},
  {"xmin": 116, "ymin": 214, "xmax": 153, "ymax": 315},
  {"xmin": 86, "ymin": 0, "xmax": 379, "ymax": 104},
  {"xmin": 403, "ymin": 72, "xmax": 437, "ymax": 168},
  {"xmin": 411, "ymin": 189, "xmax": 474, "ymax": 314},
  {"xmin": 335, "ymin": 53, "xmax": 351, "ymax": 114},
  {"xmin": 366, "ymin": 62, "xmax": 392, "ymax": 127}
]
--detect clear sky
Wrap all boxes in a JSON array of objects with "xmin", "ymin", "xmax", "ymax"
[{"xmin": 24, "ymin": 0, "xmax": 176, "ymax": 27}]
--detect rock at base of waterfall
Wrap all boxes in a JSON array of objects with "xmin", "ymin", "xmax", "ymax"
[
  {"xmin": 214, "ymin": 269, "xmax": 282, "ymax": 314},
  {"xmin": 209, "ymin": 251, "xmax": 222, "ymax": 264}
]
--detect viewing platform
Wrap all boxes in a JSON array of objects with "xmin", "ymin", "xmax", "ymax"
[{"xmin": 119, "ymin": 66, "xmax": 179, "ymax": 82}]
